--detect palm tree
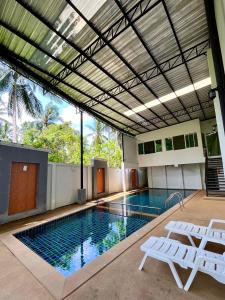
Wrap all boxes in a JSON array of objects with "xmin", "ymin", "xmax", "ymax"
[
  {"xmin": 0, "ymin": 69, "xmax": 42, "ymax": 142},
  {"xmin": 86, "ymin": 119, "xmax": 108, "ymax": 146},
  {"xmin": 0, "ymin": 122, "xmax": 11, "ymax": 141},
  {"xmin": 39, "ymin": 102, "xmax": 62, "ymax": 127}
]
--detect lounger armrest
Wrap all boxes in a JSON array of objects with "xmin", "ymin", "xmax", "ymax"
[{"xmin": 208, "ymin": 219, "xmax": 225, "ymax": 230}]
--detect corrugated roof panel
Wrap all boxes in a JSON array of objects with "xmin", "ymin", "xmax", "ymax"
[{"xmin": 0, "ymin": 0, "xmax": 213, "ymax": 135}]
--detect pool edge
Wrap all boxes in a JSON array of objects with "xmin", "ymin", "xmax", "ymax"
[{"xmin": 0, "ymin": 190, "xmax": 201, "ymax": 299}]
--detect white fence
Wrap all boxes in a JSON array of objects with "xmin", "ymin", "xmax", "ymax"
[{"xmin": 46, "ymin": 163, "xmax": 129, "ymax": 210}]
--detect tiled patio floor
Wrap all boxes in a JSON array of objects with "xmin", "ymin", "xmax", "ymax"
[{"xmin": 1, "ymin": 191, "xmax": 225, "ymax": 299}]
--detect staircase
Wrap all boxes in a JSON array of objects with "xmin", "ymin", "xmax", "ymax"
[{"xmin": 205, "ymin": 156, "xmax": 225, "ymax": 197}]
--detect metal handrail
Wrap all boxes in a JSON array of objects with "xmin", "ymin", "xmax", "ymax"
[
  {"xmin": 165, "ymin": 192, "xmax": 184, "ymax": 210},
  {"xmin": 107, "ymin": 202, "xmax": 161, "ymax": 211}
]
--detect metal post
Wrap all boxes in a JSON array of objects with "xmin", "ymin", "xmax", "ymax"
[
  {"xmin": 121, "ymin": 134, "xmax": 126, "ymax": 193},
  {"xmin": 78, "ymin": 110, "xmax": 86, "ymax": 204},
  {"xmin": 80, "ymin": 110, "xmax": 83, "ymax": 189}
]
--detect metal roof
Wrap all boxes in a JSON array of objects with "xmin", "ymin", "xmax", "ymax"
[{"xmin": 0, "ymin": 0, "xmax": 213, "ymax": 136}]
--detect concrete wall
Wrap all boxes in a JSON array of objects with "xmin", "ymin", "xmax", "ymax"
[
  {"xmin": 147, "ymin": 163, "xmax": 204, "ymax": 190},
  {"xmin": 137, "ymin": 119, "xmax": 205, "ymax": 167},
  {"xmin": 0, "ymin": 143, "xmax": 48, "ymax": 224},
  {"xmin": 207, "ymin": 48, "xmax": 225, "ymax": 175},
  {"xmin": 108, "ymin": 168, "xmax": 123, "ymax": 193},
  {"xmin": 123, "ymin": 135, "xmax": 138, "ymax": 169}
]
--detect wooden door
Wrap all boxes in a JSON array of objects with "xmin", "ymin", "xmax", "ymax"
[
  {"xmin": 97, "ymin": 168, "xmax": 105, "ymax": 194},
  {"xmin": 131, "ymin": 169, "xmax": 137, "ymax": 189},
  {"xmin": 8, "ymin": 162, "xmax": 38, "ymax": 215}
]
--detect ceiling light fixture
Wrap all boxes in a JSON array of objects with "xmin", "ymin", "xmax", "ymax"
[{"xmin": 123, "ymin": 77, "xmax": 211, "ymax": 116}]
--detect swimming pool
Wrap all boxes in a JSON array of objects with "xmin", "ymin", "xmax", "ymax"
[
  {"xmin": 15, "ymin": 208, "xmax": 151, "ymax": 277},
  {"xmin": 15, "ymin": 188, "xmax": 194, "ymax": 277},
  {"xmin": 102, "ymin": 189, "xmax": 194, "ymax": 216}
]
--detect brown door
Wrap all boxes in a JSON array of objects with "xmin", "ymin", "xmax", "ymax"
[
  {"xmin": 8, "ymin": 162, "xmax": 38, "ymax": 215},
  {"xmin": 97, "ymin": 168, "xmax": 105, "ymax": 194},
  {"xmin": 131, "ymin": 169, "xmax": 137, "ymax": 189}
]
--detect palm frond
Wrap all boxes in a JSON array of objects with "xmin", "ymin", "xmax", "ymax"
[
  {"xmin": 0, "ymin": 71, "xmax": 14, "ymax": 94},
  {"xmin": 16, "ymin": 84, "xmax": 43, "ymax": 117}
]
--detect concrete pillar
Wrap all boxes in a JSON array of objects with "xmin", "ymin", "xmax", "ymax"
[
  {"xmin": 207, "ymin": 49, "xmax": 225, "ymax": 176},
  {"xmin": 207, "ymin": 0, "xmax": 225, "ymax": 176}
]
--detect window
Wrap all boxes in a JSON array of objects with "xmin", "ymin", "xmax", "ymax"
[
  {"xmin": 155, "ymin": 140, "xmax": 162, "ymax": 152},
  {"xmin": 138, "ymin": 143, "xmax": 144, "ymax": 155},
  {"xmin": 194, "ymin": 133, "xmax": 198, "ymax": 147},
  {"xmin": 173, "ymin": 135, "xmax": 185, "ymax": 150},
  {"xmin": 144, "ymin": 141, "xmax": 155, "ymax": 154},
  {"xmin": 165, "ymin": 138, "xmax": 173, "ymax": 151},
  {"xmin": 185, "ymin": 133, "xmax": 198, "ymax": 148}
]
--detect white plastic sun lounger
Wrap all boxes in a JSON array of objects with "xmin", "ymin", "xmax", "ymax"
[
  {"xmin": 165, "ymin": 219, "xmax": 225, "ymax": 248},
  {"xmin": 139, "ymin": 236, "xmax": 225, "ymax": 291}
]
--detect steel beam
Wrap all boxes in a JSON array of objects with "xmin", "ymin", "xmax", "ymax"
[
  {"xmin": 0, "ymin": 20, "xmax": 151, "ymax": 132},
  {"xmin": 63, "ymin": 0, "xmax": 177, "ymax": 125},
  {"xmin": 86, "ymin": 40, "xmax": 209, "ymax": 107},
  {"xmin": 14, "ymin": 0, "xmax": 162, "ymax": 129},
  {"xmin": 114, "ymin": 0, "xmax": 192, "ymax": 119},
  {"xmin": 50, "ymin": 0, "xmax": 162, "ymax": 86},
  {"xmin": 126, "ymin": 100, "xmax": 214, "ymax": 131},
  {"xmin": 0, "ymin": 45, "xmax": 135, "ymax": 137},
  {"xmin": 162, "ymin": 0, "xmax": 206, "ymax": 119}
]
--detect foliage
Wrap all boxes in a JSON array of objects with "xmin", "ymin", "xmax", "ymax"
[
  {"xmin": 0, "ymin": 68, "xmax": 42, "ymax": 142},
  {"xmin": 22, "ymin": 120, "xmax": 122, "ymax": 167},
  {"xmin": 0, "ymin": 122, "xmax": 12, "ymax": 142},
  {"xmin": 23, "ymin": 122, "xmax": 79, "ymax": 163},
  {"xmin": 38, "ymin": 102, "xmax": 62, "ymax": 128}
]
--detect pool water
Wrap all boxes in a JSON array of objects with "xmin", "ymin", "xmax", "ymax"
[
  {"xmin": 104, "ymin": 189, "xmax": 194, "ymax": 215},
  {"xmin": 15, "ymin": 208, "xmax": 150, "ymax": 277},
  {"xmin": 15, "ymin": 188, "xmax": 194, "ymax": 277}
]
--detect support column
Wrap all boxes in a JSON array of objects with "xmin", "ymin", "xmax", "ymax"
[
  {"xmin": 78, "ymin": 110, "xmax": 86, "ymax": 203},
  {"xmin": 205, "ymin": 0, "xmax": 225, "ymax": 176},
  {"xmin": 121, "ymin": 134, "xmax": 126, "ymax": 192}
]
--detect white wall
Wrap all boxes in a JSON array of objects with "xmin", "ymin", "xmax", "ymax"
[
  {"xmin": 47, "ymin": 163, "xmax": 130, "ymax": 210},
  {"xmin": 147, "ymin": 164, "xmax": 204, "ymax": 190},
  {"xmin": 137, "ymin": 119, "xmax": 205, "ymax": 167},
  {"xmin": 123, "ymin": 135, "xmax": 138, "ymax": 169},
  {"xmin": 166, "ymin": 166, "xmax": 183, "ymax": 189},
  {"xmin": 108, "ymin": 168, "xmax": 123, "ymax": 194}
]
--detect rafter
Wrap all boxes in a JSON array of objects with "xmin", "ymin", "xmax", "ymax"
[
  {"xmin": 49, "ymin": 0, "xmax": 162, "ymax": 87},
  {"xmin": 0, "ymin": 46, "xmax": 135, "ymax": 137},
  {"xmin": 162, "ymin": 0, "xmax": 206, "ymax": 119},
  {"xmin": 85, "ymin": 40, "xmax": 209, "ymax": 107},
  {"xmin": 127, "ymin": 100, "xmax": 214, "ymax": 131},
  {"xmin": 14, "ymin": 0, "xmax": 162, "ymax": 129}
]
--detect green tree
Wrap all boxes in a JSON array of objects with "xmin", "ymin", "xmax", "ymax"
[
  {"xmin": 0, "ymin": 70, "xmax": 42, "ymax": 142},
  {"xmin": 39, "ymin": 102, "xmax": 62, "ymax": 128},
  {"xmin": 22, "ymin": 122, "xmax": 82, "ymax": 163},
  {"xmin": 86, "ymin": 120, "xmax": 108, "ymax": 156},
  {"xmin": 0, "ymin": 122, "xmax": 12, "ymax": 142}
]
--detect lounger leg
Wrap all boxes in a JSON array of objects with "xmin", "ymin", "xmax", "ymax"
[
  {"xmin": 198, "ymin": 238, "xmax": 207, "ymax": 250},
  {"xmin": 187, "ymin": 234, "xmax": 196, "ymax": 247},
  {"xmin": 166, "ymin": 231, "xmax": 172, "ymax": 238},
  {"xmin": 184, "ymin": 267, "xmax": 199, "ymax": 291},
  {"xmin": 139, "ymin": 253, "xmax": 148, "ymax": 271},
  {"xmin": 168, "ymin": 261, "xmax": 183, "ymax": 289}
]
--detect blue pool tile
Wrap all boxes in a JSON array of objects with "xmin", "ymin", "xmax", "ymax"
[{"xmin": 15, "ymin": 207, "xmax": 150, "ymax": 277}]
